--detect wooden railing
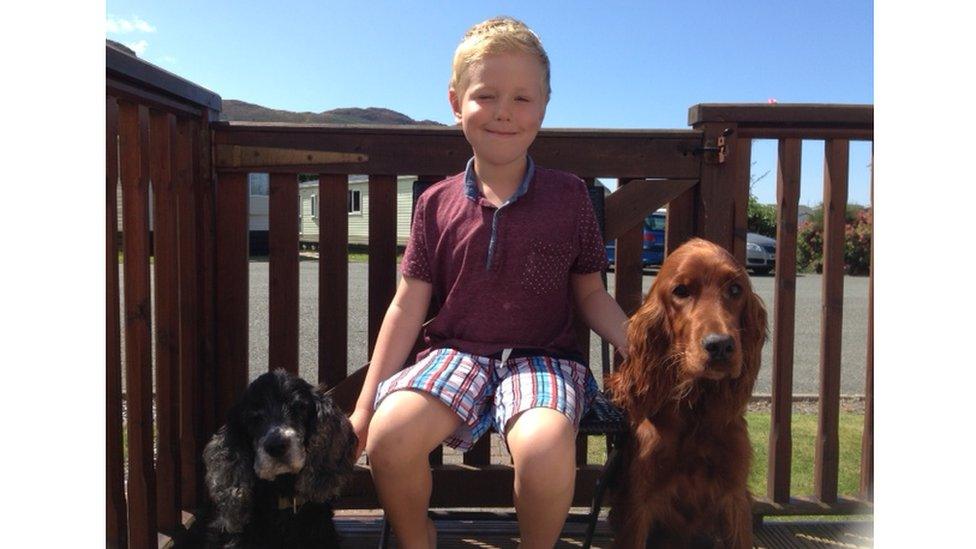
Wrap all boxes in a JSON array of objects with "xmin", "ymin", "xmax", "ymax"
[
  {"xmin": 106, "ymin": 43, "xmax": 873, "ymax": 547},
  {"xmin": 106, "ymin": 43, "xmax": 221, "ymax": 547},
  {"xmin": 689, "ymin": 104, "xmax": 874, "ymax": 514}
]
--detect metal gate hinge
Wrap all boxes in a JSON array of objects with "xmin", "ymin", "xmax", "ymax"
[{"xmin": 694, "ymin": 128, "xmax": 734, "ymax": 165}]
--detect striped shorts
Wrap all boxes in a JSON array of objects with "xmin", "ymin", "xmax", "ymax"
[{"xmin": 373, "ymin": 347, "xmax": 598, "ymax": 451}]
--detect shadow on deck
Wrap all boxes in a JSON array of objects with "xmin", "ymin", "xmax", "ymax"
[{"xmin": 334, "ymin": 512, "xmax": 874, "ymax": 548}]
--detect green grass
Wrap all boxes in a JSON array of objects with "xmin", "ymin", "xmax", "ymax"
[{"xmin": 586, "ymin": 411, "xmax": 866, "ymax": 497}]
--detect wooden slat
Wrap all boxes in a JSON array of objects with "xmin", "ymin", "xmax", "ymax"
[
  {"xmin": 318, "ymin": 174, "xmax": 349, "ymax": 388},
  {"xmin": 269, "ymin": 173, "xmax": 300, "ymax": 374},
  {"xmin": 603, "ymin": 179, "xmax": 697, "ymax": 243},
  {"xmin": 149, "ymin": 110, "xmax": 182, "ymax": 532},
  {"xmin": 367, "ymin": 175, "xmax": 397, "ymax": 355},
  {"xmin": 732, "ymin": 139, "xmax": 752, "ymax": 265},
  {"xmin": 105, "ymin": 95, "xmax": 127, "ymax": 549},
  {"xmin": 213, "ymin": 125, "xmax": 702, "ymax": 179},
  {"xmin": 693, "ymin": 123, "xmax": 738, "ymax": 252},
  {"xmin": 768, "ymin": 139, "xmax": 802, "ymax": 503},
  {"xmin": 614, "ymin": 179, "xmax": 645, "ymax": 358},
  {"xmin": 861, "ymin": 145, "xmax": 874, "ymax": 501},
  {"xmin": 665, "ymin": 181, "xmax": 696, "ymax": 255},
  {"xmin": 615, "ymin": 182, "xmax": 646, "ymax": 314},
  {"xmin": 215, "ymin": 171, "xmax": 250, "ymax": 421},
  {"xmin": 194, "ymin": 114, "xmax": 219, "ymax": 499},
  {"xmin": 119, "ymin": 100, "xmax": 158, "ymax": 547},
  {"xmin": 815, "ymin": 139, "xmax": 849, "ymax": 503},
  {"xmin": 175, "ymin": 117, "xmax": 201, "ymax": 510}
]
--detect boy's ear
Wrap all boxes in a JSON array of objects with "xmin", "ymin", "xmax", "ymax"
[{"xmin": 448, "ymin": 88, "xmax": 462, "ymax": 122}]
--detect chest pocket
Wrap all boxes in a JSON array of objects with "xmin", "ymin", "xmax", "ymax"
[{"xmin": 521, "ymin": 239, "xmax": 575, "ymax": 295}]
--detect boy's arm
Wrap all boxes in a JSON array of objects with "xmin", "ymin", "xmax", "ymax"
[
  {"xmin": 349, "ymin": 275, "xmax": 432, "ymax": 457},
  {"xmin": 571, "ymin": 271, "xmax": 629, "ymax": 360}
]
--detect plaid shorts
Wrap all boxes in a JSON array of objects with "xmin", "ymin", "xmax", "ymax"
[{"xmin": 373, "ymin": 348, "xmax": 599, "ymax": 451}]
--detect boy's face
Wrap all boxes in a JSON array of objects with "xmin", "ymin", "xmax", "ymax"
[{"xmin": 449, "ymin": 52, "xmax": 548, "ymax": 170}]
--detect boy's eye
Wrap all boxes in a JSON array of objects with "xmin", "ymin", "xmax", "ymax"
[
  {"xmin": 516, "ymin": 97, "xmax": 531, "ymax": 102},
  {"xmin": 477, "ymin": 94, "xmax": 494, "ymax": 100}
]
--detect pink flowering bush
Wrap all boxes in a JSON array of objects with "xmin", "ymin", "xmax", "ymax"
[{"xmin": 796, "ymin": 205, "xmax": 872, "ymax": 275}]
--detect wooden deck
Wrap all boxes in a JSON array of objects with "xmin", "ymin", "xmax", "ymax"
[{"xmin": 333, "ymin": 512, "xmax": 874, "ymax": 548}]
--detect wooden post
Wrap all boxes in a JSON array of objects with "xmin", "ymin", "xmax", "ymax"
[
  {"xmin": 119, "ymin": 100, "xmax": 158, "ymax": 548},
  {"xmin": 214, "ymin": 170, "xmax": 250, "ymax": 422},
  {"xmin": 196, "ymin": 112, "xmax": 220, "ymax": 457},
  {"xmin": 318, "ymin": 174, "xmax": 350, "ymax": 388},
  {"xmin": 815, "ymin": 139, "xmax": 849, "ymax": 503},
  {"xmin": 732, "ymin": 138, "xmax": 752, "ymax": 265},
  {"xmin": 269, "ymin": 173, "xmax": 300, "ymax": 374},
  {"xmin": 367, "ymin": 175, "xmax": 398, "ymax": 356},
  {"xmin": 860, "ymin": 145, "xmax": 874, "ymax": 501},
  {"xmin": 149, "ymin": 109, "xmax": 182, "ymax": 533},
  {"xmin": 690, "ymin": 122, "xmax": 739, "ymax": 252},
  {"xmin": 768, "ymin": 139, "xmax": 801, "ymax": 503},
  {"xmin": 175, "ymin": 117, "xmax": 201, "ymax": 510},
  {"xmin": 105, "ymin": 95, "xmax": 127, "ymax": 549}
]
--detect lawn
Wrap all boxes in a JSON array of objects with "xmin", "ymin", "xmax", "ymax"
[{"xmin": 586, "ymin": 411, "xmax": 866, "ymax": 497}]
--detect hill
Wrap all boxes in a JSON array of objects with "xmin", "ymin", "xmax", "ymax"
[{"xmin": 220, "ymin": 99, "xmax": 444, "ymax": 126}]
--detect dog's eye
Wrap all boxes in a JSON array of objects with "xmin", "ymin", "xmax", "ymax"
[
  {"xmin": 246, "ymin": 410, "xmax": 264, "ymax": 422},
  {"xmin": 672, "ymin": 284, "xmax": 690, "ymax": 298},
  {"xmin": 728, "ymin": 283, "xmax": 742, "ymax": 297}
]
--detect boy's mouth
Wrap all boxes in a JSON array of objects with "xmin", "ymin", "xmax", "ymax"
[{"xmin": 486, "ymin": 129, "xmax": 518, "ymax": 137}]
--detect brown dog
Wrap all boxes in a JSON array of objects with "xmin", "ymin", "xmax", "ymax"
[{"xmin": 607, "ymin": 238, "xmax": 768, "ymax": 548}]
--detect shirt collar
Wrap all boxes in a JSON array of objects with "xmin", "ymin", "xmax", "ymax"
[{"xmin": 463, "ymin": 156, "xmax": 535, "ymax": 205}]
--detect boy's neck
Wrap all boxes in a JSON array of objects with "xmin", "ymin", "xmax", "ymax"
[{"xmin": 473, "ymin": 154, "xmax": 528, "ymax": 206}]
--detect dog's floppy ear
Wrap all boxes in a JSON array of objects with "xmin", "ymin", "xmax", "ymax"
[
  {"xmin": 203, "ymin": 408, "xmax": 255, "ymax": 534},
  {"xmin": 609, "ymin": 285, "xmax": 676, "ymax": 421},
  {"xmin": 296, "ymin": 389, "xmax": 357, "ymax": 501},
  {"xmin": 727, "ymin": 288, "xmax": 768, "ymax": 412}
]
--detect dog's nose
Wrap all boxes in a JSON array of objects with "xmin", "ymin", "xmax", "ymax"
[
  {"xmin": 702, "ymin": 333, "xmax": 735, "ymax": 361},
  {"xmin": 264, "ymin": 432, "xmax": 289, "ymax": 458}
]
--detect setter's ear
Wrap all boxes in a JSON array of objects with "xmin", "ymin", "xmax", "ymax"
[
  {"xmin": 728, "ymin": 288, "xmax": 768, "ymax": 411},
  {"xmin": 608, "ymin": 286, "xmax": 676, "ymax": 421}
]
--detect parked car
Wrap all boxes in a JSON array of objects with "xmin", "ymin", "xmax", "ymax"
[
  {"xmin": 605, "ymin": 209, "xmax": 666, "ymax": 268},
  {"xmin": 746, "ymin": 232, "xmax": 777, "ymax": 275}
]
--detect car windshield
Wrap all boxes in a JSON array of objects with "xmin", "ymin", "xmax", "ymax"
[{"xmin": 644, "ymin": 214, "xmax": 666, "ymax": 231}]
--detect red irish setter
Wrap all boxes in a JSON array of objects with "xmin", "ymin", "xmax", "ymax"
[{"xmin": 607, "ymin": 238, "xmax": 768, "ymax": 548}]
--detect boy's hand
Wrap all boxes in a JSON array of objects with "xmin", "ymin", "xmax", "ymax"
[{"xmin": 348, "ymin": 408, "xmax": 372, "ymax": 460}]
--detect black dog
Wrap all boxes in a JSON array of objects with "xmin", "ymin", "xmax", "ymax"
[{"xmin": 202, "ymin": 369, "xmax": 356, "ymax": 548}]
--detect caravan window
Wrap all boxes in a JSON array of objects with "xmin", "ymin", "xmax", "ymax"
[{"xmin": 348, "ymin": 190, "xmax": 362, "ymax": 214}]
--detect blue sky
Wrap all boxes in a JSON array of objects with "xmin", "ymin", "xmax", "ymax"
[{"xmin": 105, "ymin": 0, "xmax": 873, "ymax": 206}]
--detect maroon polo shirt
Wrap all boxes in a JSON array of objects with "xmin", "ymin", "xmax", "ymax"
[{"xmin": 401, "ymin": 157, "xmax": 608, "ymax": 362}]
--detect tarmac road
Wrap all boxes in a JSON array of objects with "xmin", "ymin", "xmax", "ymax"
[{"xmin": 247, "ymin": 262, "xmax": 869, "ymax": 396}]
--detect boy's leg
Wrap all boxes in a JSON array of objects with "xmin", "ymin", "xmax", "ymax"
[
  {"xmin": 506, "ymin": 407, "xmax": 578, "ymax": 549},
  {"xmin": 367, "ymin": 390, "xmax": 462, "ymax": 549}
]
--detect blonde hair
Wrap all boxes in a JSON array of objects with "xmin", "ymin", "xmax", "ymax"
[{"xmin": 450, "ymin": 17, "xmax": 551, "ymax": 100}]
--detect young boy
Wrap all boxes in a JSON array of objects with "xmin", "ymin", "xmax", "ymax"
[{"xmin": 348, "ymin": 17, "xmax": 629, "ymax": 548}]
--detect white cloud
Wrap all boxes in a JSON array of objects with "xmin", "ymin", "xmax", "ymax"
[
  {"xmin": 126, "ymin": 40, "xmax": 148, "ymax": 55},
  {"xmin": 106, "ymin": 15, "xmax": 156, "ymax": 34}
]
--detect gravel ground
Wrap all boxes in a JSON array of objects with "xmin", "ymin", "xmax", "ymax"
[
  {"xmin": 117, "ymin": 260, "xmax": 869, "ymax": 397},
  {"xmin": 245, "ymin": 260, "xmax": 869, "ymax": 396}
]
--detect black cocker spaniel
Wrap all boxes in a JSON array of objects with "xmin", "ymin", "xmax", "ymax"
[{"xmin": 202, "ymin": 369, "xmax": 356, "ymax": 548}]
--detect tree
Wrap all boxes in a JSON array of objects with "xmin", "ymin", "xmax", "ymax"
[{"xmin": 746, "ymin": 165, "xmax": 776, "ymax": 237}]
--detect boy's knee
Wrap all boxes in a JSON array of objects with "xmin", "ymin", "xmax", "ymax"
[
  {"xmin": 365, "ymin": 390, "xmax": 460, "ymax": 465},
  {"xmin": 507, "ymin": 408, "xmax": 577, "ymax": 470}
]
